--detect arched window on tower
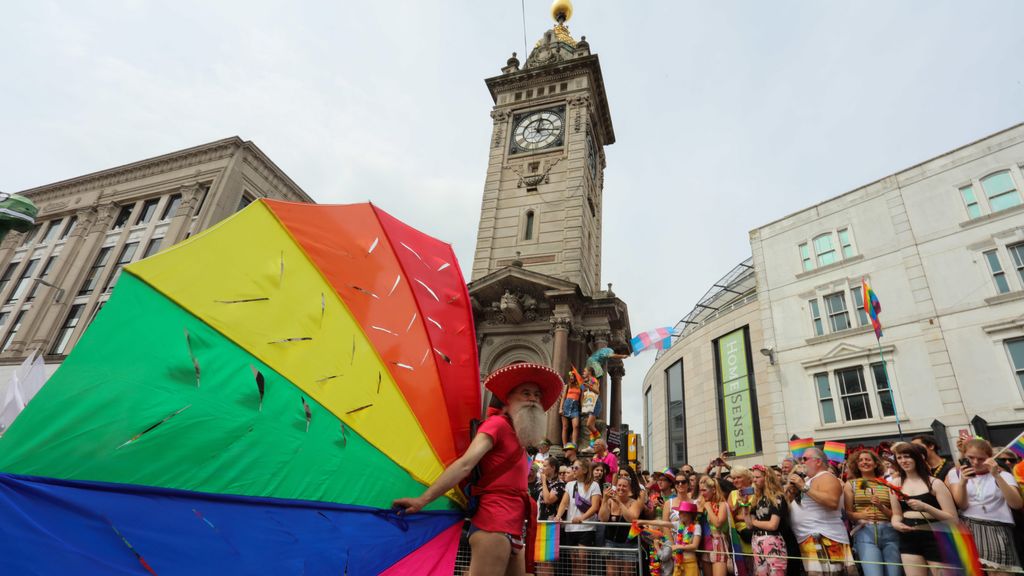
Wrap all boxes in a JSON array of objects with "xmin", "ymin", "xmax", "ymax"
[{"xmin": 524, "ymin": 210, "xmax": 535, "ymax": 240}]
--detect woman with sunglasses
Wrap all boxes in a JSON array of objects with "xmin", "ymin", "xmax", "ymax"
[
  {"xmin": 947, "ymin": 438, "xmax": 1023, "ymax": 575},
  {"xmin": 556, "ymin": 458, "xmax": 602, "ymax": 575},
  {"xmin": 888, "ymin": 442, "xmax": 957, "ymax": 576}
]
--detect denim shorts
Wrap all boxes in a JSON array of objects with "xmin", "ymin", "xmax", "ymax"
[{"xmin": 562, "ymin": 398, "xmax": 580, "ymax": 419}]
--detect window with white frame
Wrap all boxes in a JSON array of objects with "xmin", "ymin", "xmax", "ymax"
[
  {"xmin": 984, "ymin": 249, "xmax": 1011, "ymax": 294},
  {"xmin": 869, "ymin": 362, "xmax": 896, "ymax": 417},
  {"xmin": 103, "ymin": 242, "xmax": 139, "ymax": 293},
  {"xmin": 814, "ymin": 234, "xmax": 837, "ymax": 266},
  {"xmin": 1007, "ymin": 338, "xmax": 1024, "ymax": 392},
  {"xmin": 851, "ymin": 287, "xmax": 868, "ymax": 326},
  {"xmin": 981, "ymin": 171, "xmax": 1022, "ymax": 212},
  {"xmin": 959, "ymin": 169, "xmax": 1023, "ymax": 220},
  {"xmin": 838, "ymin": 229, "xmax": 854, "ymax": 258},
  {"xmin": 798, "ymin": 228, "xmax": 857, "ymax": 271},
  {"xmin": 799, "ymin": 243, "xmax": 813, "ymax": 271},
  {"xmin": 813, "ymin": 362, "xmax": 901, "ymax": 426},
  {"xmin": 6, "ymin": 258, "xmax": 39, "ymax": 304},
  {"xmin": 809, "ymin": 299, "xmax": 824, "ymax": 336},
  {"xmin": 0, "ymin": 262, "xmax": 18, "ymax": 300},
  {"xmin": 836, "ymin": 366, "xmax": 872, "ymax": 421},
  {"xmin": 814, "ymin": 372, "xmax": 836, "ymax": 424},
  {"xmin": 1008, "ymin": 243, "xmax": 1024, "ymax": 286},
  {"xmin": 961, "ymin": 185, "xmax": 982, "ymax": 219},
  {"xmin": 59, "ymin": 216, "xmax": 78, "ymax": 241},
  {"xmin": 824, "ymin": 292, "xmax": 851, "ymax": 332}
]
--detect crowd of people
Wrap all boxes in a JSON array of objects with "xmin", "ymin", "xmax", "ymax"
[
  {"xmin": 392, "ymin": 362, "xmax": 1023, "ymax": 576},
  {"xmin": 529, "ymin": 434, "xmax": 1024, "ymax": 576}
]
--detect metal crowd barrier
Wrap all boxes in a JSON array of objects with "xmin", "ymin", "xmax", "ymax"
[{"xmin": 452, "ymin": 520, "xmax": 643, "ymax": 576}]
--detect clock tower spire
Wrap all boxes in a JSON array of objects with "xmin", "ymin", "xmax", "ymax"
[{"xmin": 470, "ymin": 0, "xmax": 615, "ymax": 297}]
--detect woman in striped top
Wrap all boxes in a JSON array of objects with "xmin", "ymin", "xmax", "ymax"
[{"xmin": 843, "ymin": 449, "xmax": 901, "ymax": 576}]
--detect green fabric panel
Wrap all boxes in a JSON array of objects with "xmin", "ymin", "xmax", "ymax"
[{"xmin": 0, "ymin": 273, "xmax": 454, "ymax": 512}]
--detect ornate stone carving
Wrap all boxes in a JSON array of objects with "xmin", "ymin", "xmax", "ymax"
[
  {"xmin": 549, "ymin": 316, "xmax": 572, "ymax": 332},
  {"xmin": 490, "ymin": 109, "xmax": 511, "ymax": 122},
  {"xmin": 509, "ymin": 156, "xmax": 563, "ymax": 188},
  {"xmin": 486, "ymin": 289, "xmax": 540, "ymax": 325}
]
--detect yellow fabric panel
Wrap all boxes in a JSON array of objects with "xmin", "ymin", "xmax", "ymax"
[{"xmin": 126, "ymin": 202, "xmax": 444, "ymax": 486}]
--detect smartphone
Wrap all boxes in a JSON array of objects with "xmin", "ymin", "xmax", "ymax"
[
  {"xmin": 958, "ymin": 458, "xmax": 970, "ymax": 468},
  {"xmin": 723, "ymin": 451, "xmax": 736, "ymax": 458},
  {"xmin": 741, "ymin": 486, "xmax": 754, "ymax": 496}
]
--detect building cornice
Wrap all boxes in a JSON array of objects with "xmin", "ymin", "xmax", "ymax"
[{"xmin": 16, "ymin": 137, "xmax": 313, "ymax": 206}]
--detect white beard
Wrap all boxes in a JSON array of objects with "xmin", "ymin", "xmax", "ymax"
[{"xmin": 510, "ymin": 404, "xmax": 546, "ymax": 448}]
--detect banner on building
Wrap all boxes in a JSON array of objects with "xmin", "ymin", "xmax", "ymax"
[{"xmin": 714, "ymin": 327, "xmax": 761, "ymax": 457}]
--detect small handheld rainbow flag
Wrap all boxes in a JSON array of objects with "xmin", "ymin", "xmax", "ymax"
[
  {"xmin": 823, "ymin": 441, "xmax": 846, "ymax": 464},
  {"xmin": 862, "ymin": 278, "xmax": 883, "ymax": 339},
  {"xmin": 789, "ymin": 438, "xmax": 814, "ymax": 459},
  {"xmin": 533, "ymin": 521, "xmax": 559, "ymax": 563},
  {"xmin": 934, "ymin": 521, "xmax": 983, "ymax": 576},
  {"xmin": 628, "ymin": 520, "xmax": 642, "ymax": 540},
  {"xmin": 1003, "ymin": 430, "xmax": 1024, "ymax": 459}
]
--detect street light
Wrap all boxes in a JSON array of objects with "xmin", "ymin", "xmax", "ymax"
[
  {"xmin": 759, "ymin": 347, "xmax": 776, "ymax": 365},
  {"xmin": 32, "ymin": 278, "xmax": 65, "ymax": 303}
]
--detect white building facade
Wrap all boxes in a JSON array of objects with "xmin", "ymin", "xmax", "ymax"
[{"xmin": 644, "ymin": 123, "xmax": 1024, "ymax": 470}]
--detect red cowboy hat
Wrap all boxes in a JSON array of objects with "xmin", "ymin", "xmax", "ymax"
[{"xmin": 484, "ymin": 362, "xmax": 563, "ymax": 410}]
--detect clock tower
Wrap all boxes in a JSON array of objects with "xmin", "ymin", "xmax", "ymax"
[
  {"xmin": 470, "ymin": 1, "xmax": 615, "ymax": 297},
  {"xmin": 469, "ymin": 1, "xmax": 631, "ymax": 445}
]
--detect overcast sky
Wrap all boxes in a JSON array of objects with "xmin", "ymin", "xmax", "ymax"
[{"xmin": 2, "ymin": 1, "xmax": 1022, "ymax": 437}]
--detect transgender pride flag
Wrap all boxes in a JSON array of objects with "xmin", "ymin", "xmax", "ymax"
[{"xmin": 630, "ymin": 327, "xmax": 679, "ymax": 356}]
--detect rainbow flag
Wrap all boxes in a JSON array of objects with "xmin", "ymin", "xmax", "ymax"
[
  {"xmin": 628, "ymin": 520, "xmax": 642, "ymax": 540},
  {"xmin": 630, "ymin": 327, "xmax": 679, "ymax": 356},
  {"xmin": 823, "ymin": 441, "xmax": 846, "ymax": 463},
  {"xmin": 934, "ymin": 521, "xmax": 983, "ymax": 576},
  {"xmin": 1004, "ymin": 430, "xmax": 1024, "ymax": 458},
  {"xmin": 862, "ymin": 278, "xmax": 882, "ymax": 339},
  {"xmin": 789, "ymin": 437, "xmax": 814, "ymax": 459},
  {"xmin": 534, "ymin": 521, "xmax": 559, "ymax": 563}
]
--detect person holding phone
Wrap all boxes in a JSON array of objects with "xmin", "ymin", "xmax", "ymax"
[
  {"xmin": 947, "ymin": 438, "xmax": 1023, "ymax": 575},
  {"xmin": 888, "ymin": 442, "xmax": 958, "ymax": 576},
  {"xmin": 844, "ymin": 449, "xmax": 900, "ymax": 576}
]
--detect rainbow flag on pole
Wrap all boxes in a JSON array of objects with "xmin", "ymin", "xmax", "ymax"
[
  {"xmin": 862, "ymin": 278, "xmax": 883, "ymax": 339},
  {"xmin": 789, "ymin": 438, "xmax": 814, "ymax": 459},
  {"xmin": 630, "ymin": 327, "xmax": 679, "ymax": 356},
  {"xmin": 534, "ymin": 521, "xmax": 559, "ymax": 563},
  {"xmin": 823, "ymin": 441, "xmax": 846, "ymax": 464}
]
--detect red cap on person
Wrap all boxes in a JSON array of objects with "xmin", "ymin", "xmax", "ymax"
[{"xmin": 483, "ymin": 362, "xmax": 563, "ymax": 410}]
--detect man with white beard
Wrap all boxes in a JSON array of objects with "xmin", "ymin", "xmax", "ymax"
[{"xmin": 392, "ymin": 362, "xmax": 562, "ymax": 576}]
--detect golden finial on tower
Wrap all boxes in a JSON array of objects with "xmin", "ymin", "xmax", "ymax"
[{"xmin": 551, "ymin": 0, "xmax": 573, "ymax": 24}]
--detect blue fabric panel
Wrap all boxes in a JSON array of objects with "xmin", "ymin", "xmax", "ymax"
[{"xmin": 0, "ymin": 474, "xmax": 460, "ymax": 575}]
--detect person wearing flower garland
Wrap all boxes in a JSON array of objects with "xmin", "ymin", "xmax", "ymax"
[
  {"xmin": 843, "ymin": 449, "xmax": 900, "ymax": 576},
  {"xmin": 947, "ymin": 438, "xmax": 1023, "ymax": 575},
  {"xmin": 641, "ymin": 500, "xmax": 702, "ymax": 576},
  {"xmin": 696, "ymin": 475, "xmax": 730, "ymax": 576}
]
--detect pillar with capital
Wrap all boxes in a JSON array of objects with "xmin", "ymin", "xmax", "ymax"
[
  {"xmin": 592, "ymin": 331, "xmax": 610, "ymax": 424},
  {"xmin": 548, "ymin": 315, "xmax": 572, "ymax": 444},
  {"xmin": 608, "ymin": 362, "xmax": 624, "ymax": 431}
]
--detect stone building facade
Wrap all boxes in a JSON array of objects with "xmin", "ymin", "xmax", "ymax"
[
  {"xmin": 644, "ymin": 123, "xmax": 1024, "ymax": 470},
  {"xmin": 0, "ymin": 137, "xmax": 312, "ymax": 380},
  {"xmin": 469, "ymin": 11, "xmax": 630, "ymax": 444}
]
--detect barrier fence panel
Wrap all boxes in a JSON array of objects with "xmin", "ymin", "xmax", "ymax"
[{"xmin": 452, "ymin": 520, "xmax": 644, "ymax": 576}]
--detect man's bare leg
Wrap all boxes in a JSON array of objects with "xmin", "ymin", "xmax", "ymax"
[{"xmin": 469, "ymin": 530, "xmax": 512, "ymax": 576}]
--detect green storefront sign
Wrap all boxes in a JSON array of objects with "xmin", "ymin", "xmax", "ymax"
[{"xmin": 717, "ymin": 328, "xmax": 757, "ymax": 456}]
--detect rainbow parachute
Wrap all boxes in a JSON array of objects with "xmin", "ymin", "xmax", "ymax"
[{"xmin": 0, "ymin": 200, "xmax": 480, "ymax": 574}]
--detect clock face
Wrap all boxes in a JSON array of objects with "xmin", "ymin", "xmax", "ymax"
[{"xmin": 511, "ymin": 108, "xmax": 564, "ymax": 154}]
